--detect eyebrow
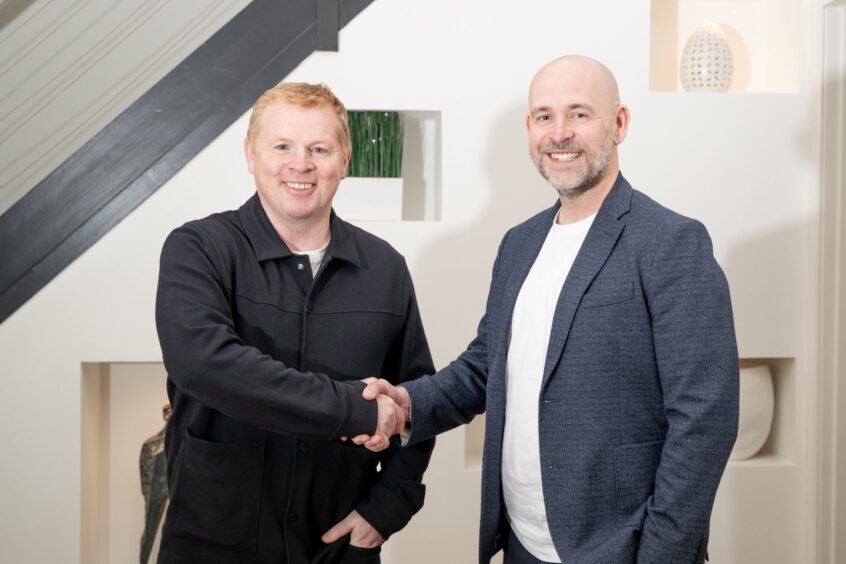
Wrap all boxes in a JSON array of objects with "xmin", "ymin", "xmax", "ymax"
[
  {"xmin": 263, "ymin": 135, "xmax": 335, "ymax": 146},
  {"xmin": 530, "ymin": 103, "xmax": 596, "ymax": 116}
]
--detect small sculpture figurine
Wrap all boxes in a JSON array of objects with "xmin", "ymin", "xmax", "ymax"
[{"xmin": 139, "ymin": 401, "xmax": 171, "ymax": 564}]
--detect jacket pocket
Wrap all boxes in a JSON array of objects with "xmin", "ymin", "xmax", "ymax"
[
  {"xmin": 313, "ymin": 442, "xmax": 381, "ymax": 539},
  {"xmin": 310, "ymin": 540, "xmax": 381, "ymax": 564},
  {"xmin": 613, "ymin": 439, "xmax": 664, "ymax": 527},
  {"xmin": 581, "ymin": 282, "xmax": 633, "ymax": 309},
  {"xmin": 335, "ymin": 443, "xmax": 380, "ymax": 505},
  {"xmin": 342, "ymin": 544, "xmax": 381, "ymax": 563},
  {"xmin": 170, "ymin": 428, "xmax": 266, "ymax": 553}
]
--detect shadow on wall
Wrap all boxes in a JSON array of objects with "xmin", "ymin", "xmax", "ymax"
[
  {"xmin": 387, "ymin": 102, "xmax": 553, "ymax": 564},
  {"xmin": 723, "ymin": 220, "xmax": 806, "ymax": 357}
]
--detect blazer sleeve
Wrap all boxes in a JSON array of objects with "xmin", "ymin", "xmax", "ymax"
[
  {"xmin": 637, "ymin": 218, "xmax": 739, "ymax": 563},
  {"xmin": 401, "ymin": 231, "xmax": 511, "ymax": 444},
  {"xmin": 156, "ymin": 225, "xmax": 377, "ymax": 439},
  {"xmin": 355, "ymin": 264, "xmax": 436, "ymax": 539}
]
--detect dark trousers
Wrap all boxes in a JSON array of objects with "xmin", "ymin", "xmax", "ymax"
[{"xmin": 504, "ymin": 531, "xmax": 558, "ymax": 564}]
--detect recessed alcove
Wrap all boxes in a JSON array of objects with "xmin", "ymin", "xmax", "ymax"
[
  {"xmin": 709, "ymin": 357, "xmax": 799, "ymax": 562},
  {"xmin": 81, "ymin": 362, "xmax": 169, "ymax": 564},
  {"xmin": 331, "ymin": 110, "xmax": 441, "ymax": 222},
  {"xmin": 650, "ymin": 0, "xmax": 800, "ymax": 92},
  {"xmin": 730, "ymin": 357, "xmax": 795, "ymax": 465}
]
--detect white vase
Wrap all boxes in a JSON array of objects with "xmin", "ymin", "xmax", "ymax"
[
  {"xmin": 729, "ymin": 364, "xmax": 775, "ymax": 460},
  {"xmin": 680, "ymin": 22, "xmax": 734, "ymax": 92}
]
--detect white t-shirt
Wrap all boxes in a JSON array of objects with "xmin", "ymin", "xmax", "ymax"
[
  {"xmin": 502, "ymin": 211, "xmax": 595, "ymax": 562},
  {"xmin": 300, "ymin": 240, "xmax": 329, "ymax": 277}
]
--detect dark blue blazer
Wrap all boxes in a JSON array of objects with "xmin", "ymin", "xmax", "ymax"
[{"xmin": 404, "ymin": 174, "xmax": 738, "ymax": 564}]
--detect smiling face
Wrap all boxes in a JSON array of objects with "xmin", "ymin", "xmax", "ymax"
[
  {"xmin": 245, "ymin": 101, "xmax": 350, "ymax": 231},
  {"xmin": 526, "ymin": 57, "xmax": 629, "ymax": 200}
]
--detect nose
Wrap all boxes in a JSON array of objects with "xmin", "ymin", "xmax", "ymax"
[
  {"xmin": 549, "ymin": 119, "xmax": 574, "ymax": 144},
  {"xmin": 285, "ymin": 145, "xmax": 315, "ymax": 172}
]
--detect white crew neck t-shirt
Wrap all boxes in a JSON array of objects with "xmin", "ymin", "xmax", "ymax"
[
  {"xmin": 299, "ymin": 239, "xmax": 329, "ymax": 277},
  {"xmin": 502, "ymin": 211, "xmax": 596, "ymax": 562}
]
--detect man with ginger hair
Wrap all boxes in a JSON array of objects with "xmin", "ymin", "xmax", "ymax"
[
  {"xmin": 358, "ymin": 56, "xmax": 739, "ymax": 563},
  {"xmin": 155, "ymin": 82, "xmax": 434, "ymax": 564}
]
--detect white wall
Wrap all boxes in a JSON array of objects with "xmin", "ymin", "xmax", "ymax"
[{"xmin": 0, "ymin": 1, "xmax": 823, "ymax": 562}]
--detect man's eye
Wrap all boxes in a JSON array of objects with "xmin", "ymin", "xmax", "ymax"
[
  {"xmin": 274, "ymin": 144, "xmax": 289, "ymax": 151},
  {"xmin": 535, "ymin": 114, "xmax": 551, "ymax": 122},
  {"xmin": 572, "ymin": 113, "xmax": 588, "ymax": 119},
  {"xmin": 310, "ymin": 146, "xmax": 328, "ymax": 154}
]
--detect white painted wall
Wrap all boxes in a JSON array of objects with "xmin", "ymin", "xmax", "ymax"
[{"xmin": 0, "ymin": 0, "xmax": 824, "ymax": 562}]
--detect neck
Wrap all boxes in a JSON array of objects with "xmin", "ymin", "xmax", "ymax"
[
  {"xmin": 266, "ymin": 210, "xmax": 331, "ymax": 252},
  {"xmin": 556, "ymin": 166, "xmax": 619, "ymax": 225}
]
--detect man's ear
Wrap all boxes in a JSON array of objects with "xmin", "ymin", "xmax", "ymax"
[
  {"xmin": 342, "ymin": 147, "xmax": 351, "ymax": 179},
  {"xmin": 614, "ymin": 104, "xmax": 631, "ymax": 145},
  {"xmin": 244, "ymin": 137, "xmax": 255, "ymax": 174}
]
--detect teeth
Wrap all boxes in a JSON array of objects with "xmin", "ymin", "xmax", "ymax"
[
  {"xmin": 549, "ymin": 152, "xmax": 580, "ymax": 161},
  {"xmin": 286, "ymin": 182, "xmax": 314, "ymax": 190}
]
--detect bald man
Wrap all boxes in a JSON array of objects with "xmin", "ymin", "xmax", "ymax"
[{"xmin": 357, "ymin": 55, "xmax": 738, "ymax": 564}]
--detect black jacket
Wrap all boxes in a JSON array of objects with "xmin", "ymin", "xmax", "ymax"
[{"xmin": 155, "ymin": 195, "xmax": 435, "ymax": 564}]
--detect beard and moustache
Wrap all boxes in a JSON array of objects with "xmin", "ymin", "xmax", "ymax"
[{"xmin": 532, "ymin": 129, "xmax": 615, "ymax": 200}]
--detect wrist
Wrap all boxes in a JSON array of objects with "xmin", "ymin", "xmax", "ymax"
[{"xmin": 399, "ymin": 386, "xmax": 412, "ymax": 421}]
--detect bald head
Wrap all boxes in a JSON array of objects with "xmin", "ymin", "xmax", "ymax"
[{"xmin": 529, "ymin": 55, "xmax": 620, "ymax": 114}]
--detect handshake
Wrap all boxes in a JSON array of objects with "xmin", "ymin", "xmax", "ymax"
[{"xmin": 350, "ymin": 378, "xmax": 410, "ymax": 452}]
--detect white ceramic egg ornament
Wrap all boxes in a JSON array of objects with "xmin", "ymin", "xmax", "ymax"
[{"xmin": 680, "ymin": 22, "xmax": 734, "ymax": 92}]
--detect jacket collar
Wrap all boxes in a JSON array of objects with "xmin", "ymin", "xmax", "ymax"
[
  {"xmin": 597, "ymin": 171, "xmax": 633, "ymax": 221},
  {"xmin": 239, "ymin": 194, "xmax": 363, "ymax": 267}
]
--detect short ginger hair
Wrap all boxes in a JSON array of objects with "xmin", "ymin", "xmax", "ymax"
[{"xmin": 246, "ymin": 82, "xmax": 351, "ymax": 153}]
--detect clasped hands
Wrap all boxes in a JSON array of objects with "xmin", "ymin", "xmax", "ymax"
[{"xmin": 347, "ymin": 378, "xmax": 410, "ymax": 452}]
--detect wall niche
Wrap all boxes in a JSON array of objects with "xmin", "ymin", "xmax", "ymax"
[{"xmin": 81, "ymin": 362, "xmax": 169, "ymax": 564}]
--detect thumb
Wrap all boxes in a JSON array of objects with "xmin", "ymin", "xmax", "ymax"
[
  {"xmin": 362, "ymin": 379, "xmax": 387, "ymax": 400},
  {"xmin": 322, "ymin": 515, "xmax": 354, "ymax": 544}
]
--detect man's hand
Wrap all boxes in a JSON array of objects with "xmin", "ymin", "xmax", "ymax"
[
  {"xmin": 363, "ymin": 378, "xmax": 411, "ymax": 422},
  {"xmin": 349, "ymin": 378, "xmax": 407, "ymax": 452},
  {"xmin": 353, "ymin": 379, "xmax": 412, "ymax": 451},
  {"xmin": 321, "ymin": 509, "xmax": 384, "ymax": 548},
  {"xmin": 369, "ymin": 392, "xmax": 405, "ymax": 451}
]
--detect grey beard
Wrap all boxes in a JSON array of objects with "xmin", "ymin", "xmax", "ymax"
[
  {"xmin": 553, "ymin": 164, "xmax": 606, "ymax": 199},
  {"xmin": 538, "ymin": 147, "xmax": 611, "ymax": 199}
]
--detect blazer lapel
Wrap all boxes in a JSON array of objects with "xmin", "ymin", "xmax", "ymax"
[
  {"xmin": 494, "ymin": 205, "xmax": 559, "ymax": 357},
  {"xmin": 541, "ymin": 175, "xmax": 633, "ymax": 391}
]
